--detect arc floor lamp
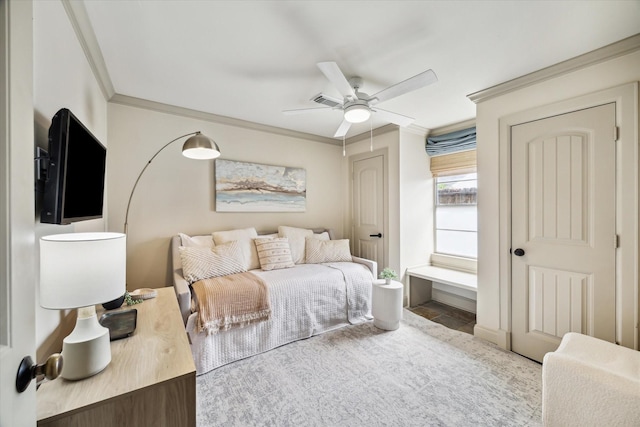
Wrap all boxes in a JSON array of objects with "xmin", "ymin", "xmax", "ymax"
[{"xmin": 123, "ymin": 131, "xmax": 221, "ymax": 234}]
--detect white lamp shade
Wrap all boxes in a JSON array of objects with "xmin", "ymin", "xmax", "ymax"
[{"xmin": 40, "ymin": 232, "xmax": 126, "ymax": 309}]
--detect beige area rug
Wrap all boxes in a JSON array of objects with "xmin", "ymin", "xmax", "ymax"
[{"xmin": 196, "ymin": 309, "xmax": 542, "ymax": 426}]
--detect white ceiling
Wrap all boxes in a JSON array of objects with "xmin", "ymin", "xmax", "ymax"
[{"xmin": 80, "ymin": 1, "xmax": 640, "ymax": 141}]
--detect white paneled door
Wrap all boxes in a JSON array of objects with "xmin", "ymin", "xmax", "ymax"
[
  {"xmin": 511, "ymin": 103, "xmax": 616, "ymax": 362},
  {"xmin": 1, "ymin": 1, "xmax": 37, "ymax": 425},
  {"xmin": 352, "ymin": 155, "xmax": 385, "ymax": 269}
]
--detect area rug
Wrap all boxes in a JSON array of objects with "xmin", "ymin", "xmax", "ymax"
[{"xmin": 196, "ymin": 309, "xmax": 542, "ymax": 426}]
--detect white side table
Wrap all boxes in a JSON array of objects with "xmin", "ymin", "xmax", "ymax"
[{"xmin": 372, "ymin": 279, "xmax": 403, "ymax": 330}]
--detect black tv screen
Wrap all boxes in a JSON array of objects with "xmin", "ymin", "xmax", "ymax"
[{"xmin": 40, "ymin": 108, "xmax": 106, "ymax": 224}]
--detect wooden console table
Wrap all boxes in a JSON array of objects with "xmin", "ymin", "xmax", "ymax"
[{"xmin": 37, "ymin": 287, "xmax": 196, "ymax": 427}]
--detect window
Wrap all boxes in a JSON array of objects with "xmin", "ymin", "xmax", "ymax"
[
  {"xmin": 435, "ymin": 172, "xmax": 477, "ymax": 259},
  {"xmin": 427, "ymin": 127, "xmax": 477, "ymax": 261}
]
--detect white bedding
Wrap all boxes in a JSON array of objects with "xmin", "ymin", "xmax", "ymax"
[{"xmin": 187, "ymin": 262, "xmax": 373, "ymax": 375}]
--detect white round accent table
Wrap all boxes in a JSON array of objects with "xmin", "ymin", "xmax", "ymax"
[{"xmin": 372, "ymin": 279, "xmax": 403, "ymax": 330}]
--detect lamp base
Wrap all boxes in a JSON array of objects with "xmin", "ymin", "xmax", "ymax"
[{"xmin": 60, "ymin": 306, "xmax": 111, "ymax": 380}]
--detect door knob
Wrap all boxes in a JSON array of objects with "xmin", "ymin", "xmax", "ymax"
[
  {"xmin": 369, "ymin": 233, "xmax": 382, "ymax": 238},
  {"xmin": 513, "ymin": 248, "xmax": 525, "ymax": 256},
  {"xmin": 16, "ymin": 353, "xmax": 63, "ymax": 393}
]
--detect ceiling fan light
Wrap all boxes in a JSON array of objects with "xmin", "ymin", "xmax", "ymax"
[{"xmin": 344, "ymin": 103, "xmax": 371, "ymax": 123}]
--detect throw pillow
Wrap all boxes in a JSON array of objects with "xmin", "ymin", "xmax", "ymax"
[
  {"xmin": 305, "ymin": 238, "xmax": 352, "ymax": 264},
  {"xmin": 212, "ymin": 227, "xmax": 260, "ymax": 270},
  {"xmin": 179, "ymin": 241, "xmax": 246, "ymax": 283},
  {"xmin": 310, "ymin": 231, "xmax": 330, "ymax": 241},
  {"xmin": 259, "ymin": 232, "xmax": 279, "ymax": 239},
  {"xmin": 254, "ymin": 237, "xmax": 295, "ymax": 271},
  {"xmin": 179, "ymin": 232, "xmax": 214, "ymax": 248},
  {"xmin": 278, "ymin": 226, "xmax": 313, "ymax": 264}
]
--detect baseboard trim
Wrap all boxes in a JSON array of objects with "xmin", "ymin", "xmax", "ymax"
[
  {"xmin": 431, "ymin": 289, "xmax": 476, "ymax": 313},
  {"xmin": 473, "ymin": 324, "xmax": 511, "ymax": 350}
]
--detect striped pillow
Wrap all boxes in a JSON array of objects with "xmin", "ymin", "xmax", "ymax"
[
  {"xmin": 254, "ymin": 237, "xmax": 295, "ymax": 271},
  {"xmin": 305, "ymin": 238, "xmax": 352, "ymax": 264},
  {"xmin": 179, "ymin": 241, "xmax": 246, "ymax": 283}
]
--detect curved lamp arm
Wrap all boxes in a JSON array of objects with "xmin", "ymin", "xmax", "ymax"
[{"xmin": 123, "ymin": 131, "xmax": 210, "ymax": 234}]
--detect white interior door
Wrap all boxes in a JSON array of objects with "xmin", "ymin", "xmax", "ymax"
[
  {"xmin": 352, "ymin": 154, "xmax": 385, "ymax": 268},
  {"xmin": 1, "ymin": 2, "xmax": 37, "ymax": 425},
  {"xmin": 511, "ymin": 103, "xmax": 616, "ymax": 362}
]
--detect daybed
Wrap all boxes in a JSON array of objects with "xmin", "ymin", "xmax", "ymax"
[{"xmin": 171, "ymin": 226, "xmax": 376, "ymax": 375}]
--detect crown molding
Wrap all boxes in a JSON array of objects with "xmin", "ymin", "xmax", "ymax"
[
  {"xmin": 404, "ymin": 123, "xmax": 430, "ymax": 137},
  {"xmin": 109, "ymin": 94, "xmax": 340, "ymax": 146},
  {"xmin": 346, "ymin": 123, "xmax": 401, "ymax": 144},
  {"xmin": 62, "ymin": 0, "xmax": 115, "ymax": 100},
  {"xmin": 468, "ymin": 33, "xmax": 640, "ymax": 104},
  {"xmin": 429, "ymin": 118, "xmax": 476, "ymax": 137}
]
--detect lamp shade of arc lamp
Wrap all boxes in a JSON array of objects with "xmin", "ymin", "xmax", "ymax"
[{"xmin": 39, "ymin": 232, "xmax": 126, "ymax": 380}]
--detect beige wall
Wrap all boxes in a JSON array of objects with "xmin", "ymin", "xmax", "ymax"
[
  {"xmin": 33, "ymin": 1, "xmax": 109, "ymax": 358},
  {"xmin": 106, "ymin": 103, "xmax": 345, "ymax": 290},
  {"xmin": 475, "ymin": 49, "xmax": 640, "ymax": 348},
  {"xmin": 399, "ymin": 129, "xmax": 433, "ymax": 273}
]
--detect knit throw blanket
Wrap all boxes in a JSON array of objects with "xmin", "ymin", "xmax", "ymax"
[{"xmin": 191, "ymin": 272, "xmax": 271, "ymax": 335}]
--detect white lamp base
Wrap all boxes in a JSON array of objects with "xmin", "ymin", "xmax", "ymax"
[{"xmin": 61, "ymin": 306, "xmax": 111, "ymax": 380}]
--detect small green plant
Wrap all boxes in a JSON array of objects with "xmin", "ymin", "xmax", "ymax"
[
  {"xmin": 124, "ymin": 291, "xmax": 142, "ymax": 306},
  {"xmin": 379, "ymin": 267, "xmax": 398, "ymax": 280}
]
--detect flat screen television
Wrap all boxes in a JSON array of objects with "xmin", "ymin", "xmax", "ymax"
[{"xmin": 40, "ymin": 108, "xmax": 107, "ymax": 224}]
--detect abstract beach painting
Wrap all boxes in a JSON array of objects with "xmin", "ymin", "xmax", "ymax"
[{"xmin": 215, "ymin": 159, "xmax": 306, "ymax": 212}]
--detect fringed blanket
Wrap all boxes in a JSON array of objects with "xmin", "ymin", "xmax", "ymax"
[{"xmin": 191, "ymin": 272, "xmax": 271, "ymax": 335}]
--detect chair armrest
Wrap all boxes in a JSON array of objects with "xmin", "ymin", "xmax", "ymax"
[
  {"xmin": 352, "ymin": 256, "xmax": 377, "ymax": 279},
  {"xmin": 171, "ymin": 235, "xmax": 192, "ymax": 325}
]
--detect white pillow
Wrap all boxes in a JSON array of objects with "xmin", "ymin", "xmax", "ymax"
[
  {"xmin": 278, "ymin": 226, "xmax": 313, "ymax": 264},
  {"xmin": 179, "ymin": 241, "xmax": 246, "ymax": 283},
  {"xmin": 254, "ymin": 237, "xmax": 294, "ymax": 271},
  {"xmin": 305, "ymin": 238, "xmax": 352, "ymax": 264},
  {"xmin": 311, "ymin": 231, "xmax": 330, "ymax": 241},
  {"xmin": 259, "ymin": 232, "xmax": 279, "ymax": 239},
  {"xmin": 179, "ymin": 233, "xmax": 214, "ymax": 248},
  {"xmin": 212, "ymin": 227, "xmax": 260, "ymax": 270}
]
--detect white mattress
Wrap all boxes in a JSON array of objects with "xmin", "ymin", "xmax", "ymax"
[{"xmin": 187, "ymin": 262, "xmax": 373, "ymax": 375}]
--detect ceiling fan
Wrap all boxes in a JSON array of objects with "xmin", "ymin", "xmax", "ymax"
[{"xmin": 283, "ymin": 61, "xmax": 438, "ymax": 138}]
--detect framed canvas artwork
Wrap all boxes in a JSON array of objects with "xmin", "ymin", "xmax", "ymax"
[{"xmin": 215, "ymin": 159, "xmax": 306, "ymax": 212}]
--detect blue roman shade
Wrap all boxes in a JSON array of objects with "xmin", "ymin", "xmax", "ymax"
[{"xmin": 426, "ymin": 127, "xmax": 476, "ymax": 156}]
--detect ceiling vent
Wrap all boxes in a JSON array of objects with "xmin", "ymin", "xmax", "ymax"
[{"xmin": 310, "ymin": 93, "xmax": 342, "ymax": 108}]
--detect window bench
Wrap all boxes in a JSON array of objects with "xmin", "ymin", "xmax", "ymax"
[{"xmin": 406, "ymin": 265, "xmax": 477, "ymax": 312}]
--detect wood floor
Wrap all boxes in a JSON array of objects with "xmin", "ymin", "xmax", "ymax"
[{"xmin": 408, "ymin": 300, "xmax": 476, "ymax": 334}]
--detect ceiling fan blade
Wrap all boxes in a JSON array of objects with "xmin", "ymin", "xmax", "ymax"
[
  {"xmin": 334, "ymin": 119, "xmax": 352, "ymax": 138},
  {"xmin": 317, "ymin": 62, "xmax": 357, "ymax": 101},
  {"xmin": 282, "ymin": 107, "xmax": 333, "ymax": 115},
  {"xmin": 368, "ymin": 69, "xmax": 438, "ymax": 105},
  {"xmin": 372, "ymin": 108, "xmax": 415, "ymax": 127}
]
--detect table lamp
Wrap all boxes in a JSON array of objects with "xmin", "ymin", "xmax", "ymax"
[{"xmin": 39, "ymin": 232, "xmax": 126, "ymax": 380}]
